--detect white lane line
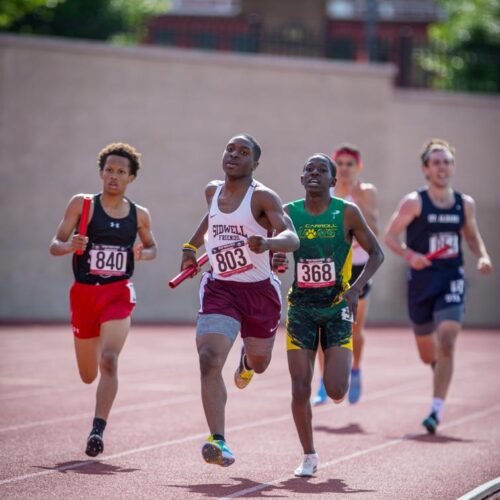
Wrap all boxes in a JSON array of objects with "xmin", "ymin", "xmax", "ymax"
[
  {"xmin": 0, "ymin": 379, "xmax": 441, "ymax": 486},
  {"xmin": 221, "ymin": 404, "xmax": 500, "ymax": 499},
  {"xmin": 456, "ymin": 476, "xmax": 500, "ymax": 500},
  {"xmin": 0, "ymin": 376, "xmax": 291, "ymax": 433}
]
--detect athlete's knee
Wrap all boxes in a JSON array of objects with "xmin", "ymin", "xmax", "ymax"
[
  {"xmin": 198, "ymin": 347, "xmax": 223, "ymax": 376},
  {"xmin": 437, "ymin": 334, "xmax": 456, "ymax": 358},
  {"xmin": 80, "ymin": 370, "xmax": 98, "ymax": 384},
  {"xmin": 246, "ymin": 354, "xmax": 271, "ymax": 374},
  {"xmin": 99, "ymin": 351, "xmax": 118, "ymax": 376},
  {"xmin": 291, "ymin": 378, "xmax": 311, "ymax": 405},
  {"xmin": 325, "ymin": 380, "xmax": 348, "ymax": 402}
]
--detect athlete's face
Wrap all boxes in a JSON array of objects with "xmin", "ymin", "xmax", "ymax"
[
  {"xmin": 423, "ymin": 149, "xmax": 455, "ymax": 188},
  {"xmin": 301, "ymin": 156, "xmax": 335, "ymax": 194},
  {"xmin": 335, "ymin": 153, "xmax": 361, "ymax": 186},
  {"xmin": 222, "ymin": 136, "xmax": 257, "ymax": 179},
  {"xmin": 100, "ymin": 155, "xmax": 135, "ymax": 194}
]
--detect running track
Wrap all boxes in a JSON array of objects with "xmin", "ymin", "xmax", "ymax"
[{"xmin": 0, "ymin": 325, "xmax": 499, "ymax": 499}]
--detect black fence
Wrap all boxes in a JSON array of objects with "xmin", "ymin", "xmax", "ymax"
[{"xmin": 148, "ymin": 19, "xmax": 500, "ymax": 93}]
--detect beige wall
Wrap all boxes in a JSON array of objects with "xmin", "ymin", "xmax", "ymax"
[{"xmin": 1, "ymin": 35, "xmax": 499, "ymax": 327}]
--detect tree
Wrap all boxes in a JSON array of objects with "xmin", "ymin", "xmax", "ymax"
[
  {"xmin": 1, "ymin": 0, "xmax": 170, "ymax": 44},
  {"xmin": 421, "ymin": 0, "xmax": 500, "ymax": 93}
]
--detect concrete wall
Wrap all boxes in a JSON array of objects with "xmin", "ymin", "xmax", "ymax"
[{"xmin": 1, "ymin": 35, "xmax": 499, "ymax": 327}]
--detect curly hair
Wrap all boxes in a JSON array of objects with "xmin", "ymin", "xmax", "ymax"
[
  {"xmin": 97, "ymin": 143, "xmax": 141, "ymax": 176},
  {"xmin": 420, "ymin": 139, "xmax": 455, "ymax": 166}
]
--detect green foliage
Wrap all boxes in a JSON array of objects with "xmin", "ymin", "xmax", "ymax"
[
  {"xmin": 1, "ymin": 0, "xmax": 170, "ymax": 43},
  {"xmin": 422, "ymin": 0, "xmax": 500, "ymax": 92}
]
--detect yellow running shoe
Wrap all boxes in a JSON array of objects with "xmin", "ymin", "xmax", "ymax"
[
  {"xmin": 234, "ymin": 347, "xmax": 254, "ymax": 389},
  {"xmin": 201, "ymin": 435, "xmax": 235, "ymax": 467}
]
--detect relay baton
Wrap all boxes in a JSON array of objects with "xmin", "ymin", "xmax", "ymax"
[
  {"xmin": 426, "ymin": 244, "xmax": 450, "ymax": 261},
  {"xmin": 169, "ymin": 253, "xmax": 209, "ymax": 289},
  {"xmin": 75, "ymin": 195, "xmax": 92, "ymax": 256}
]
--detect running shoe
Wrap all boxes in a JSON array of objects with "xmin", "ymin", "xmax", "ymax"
[
  {"xmin": 294, "ymin": 453, "xmax": 318, "ymax": 477},
  {"xmin": 234, "ymin": 347, "xmax": 254, "ymax": 389},
  {"xmin": 348, "ymin": 369, "xmax": 362, "ymax": 404},
  {"xmin": 85, "ymin": 433, "xmax": 104, "ymax": 457},
  {"xmin": 312, "ymin": 379, "xmax": 327, "ymax": 406},
  {"xmin": 422, "ymin": 411, "xmax": 439, "ymax": 434},
  {"xmin": 201, "ymin": 436, "xmax": 235, "ymax": 467}
]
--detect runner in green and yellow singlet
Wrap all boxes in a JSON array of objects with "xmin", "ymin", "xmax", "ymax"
[{"xmin": 273, "ymin": 153, "xmax": 384, "ymax": 477}]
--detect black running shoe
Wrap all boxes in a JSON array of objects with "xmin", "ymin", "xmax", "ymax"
[
  {"xmin": 422, "ymin": 411, "xmax": 439, "ymax": 434},
  {"xmin": 85, "ymin": 433, "xmax": 104, "ymax": 457}
]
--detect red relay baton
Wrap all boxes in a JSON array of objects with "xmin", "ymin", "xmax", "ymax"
[
  {"xmin": 426, "ymin": 244, "xmax": 450, "ymax": 261},
  {"xmin": 169, "ymin": 253, "xmax": 209, "ymax": 289},
  {"xmin": 75, "ymin": 195, "xmax": 92, "ymax": 256}
]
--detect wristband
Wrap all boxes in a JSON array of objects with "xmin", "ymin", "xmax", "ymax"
[{"xmin": 182, "ymin": 243, "xmax": 198, "ymax": 253}]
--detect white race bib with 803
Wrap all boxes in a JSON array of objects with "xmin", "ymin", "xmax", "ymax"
[{"xmin": 212, "ymin": 241, "xmax": 254, "ymax": 278}]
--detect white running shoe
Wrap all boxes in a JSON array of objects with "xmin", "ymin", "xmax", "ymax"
[{"xmin": 294, "ymin": 453, "xmax": 318, "ymax": 477}]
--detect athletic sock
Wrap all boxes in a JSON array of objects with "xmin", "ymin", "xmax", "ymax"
[
  {"xmin": 91, "ymin": 417, "xmax": 107, "ymax": 436},
  {"xmin": 351, "ymin": 368, "xmax": 360, "ymax": 375},
  {"xmin": 242, "ymin": 354, "xmax": 252, "ymax": 371},
  {"xmin": 430, "ymin": 398, "xmax": 444, "ymax": 421},
  {"xmin": 212, "ymin": 434, "xmax": 225, "ymax": 442}
]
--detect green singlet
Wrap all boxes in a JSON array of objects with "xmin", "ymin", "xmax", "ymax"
[
  {"xmin": 286, "ymin": 196, "xmax": 353, "ymax": 351},
  {"xmin": 287, "ymin": 197, "xmax": 352, "ymax": 307}
]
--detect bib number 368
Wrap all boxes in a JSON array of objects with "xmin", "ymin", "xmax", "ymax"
[{"xmin": 297, "ymin": 258, "xmax": 336, "ymax": 288}]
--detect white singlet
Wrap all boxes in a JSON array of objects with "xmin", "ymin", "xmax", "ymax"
[
  {"xmin": 330, "ymin": 187, "xmax": 368, "ymax": 266},
  {"xmin": 205, "ymin": 181, "xmax": 272, "ymax": 282}
]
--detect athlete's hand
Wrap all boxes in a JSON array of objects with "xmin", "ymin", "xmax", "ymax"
[
  {"xmin": 272, "ymin": 252, "xmax": 288, "ymax": 272},
  {"xmin": 342, "ymin": 286, "xmax": 361, "ymax": 323},
  {"xmin": 477, "ymin": 256, "xmax": 492, "ymax": 275},
  {"xmin": 133, "ymin": 243, "xmax": 144, "ymax": 261},
  {"xmin": 180, "ymin": 251, "xmax": 200, "ymax": 277},
  {"xmin": 70, "ymin": 234, "xmax": 89, "ymax": 253},
  {"xmin": 247, "ymin": 235, "xmax": 270, "ymax": 254},
  {"xmin": 405, "ymin": 251, "xmax": 431, "ymax": 270}
]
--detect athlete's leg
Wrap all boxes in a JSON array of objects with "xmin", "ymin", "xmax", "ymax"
[
  {"xmin": 352, "ymin": 297, "xmax": 369, "ymax": 370},
  {"xmin": 196, "ymin": 333, "xmax": 233, "ymax": 437},
  {"xmin": 287, "ymin": 349, "xmax": 316, "ymax": 454},
  {"xmin": 94, "ymin": 317, "xmax": 130, "ymax": 420},
  {"xmin": 323, "ymin": 345, "xmax": 352, "ymax": 403},
  {"xmin": 244, "ymin": 335, "xmax": 275, "ymax": 373},
  {"xmin": 414, "ymin": 332, "xmax": 437, "ymax": 365},
  {"xmin": 433, "ymin": 320, "xmax": 460, "ymax": 400},
  {"xmin": 74, "ymin": 337, "xmax": 100, "ymax": 384}
]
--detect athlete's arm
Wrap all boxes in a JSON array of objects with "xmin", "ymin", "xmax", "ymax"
[
  {"xmin": 49, "ymin": 194, "xmax": 91, "ymax": 256},
  {"xmin": 271, "ymin": 205, "xmax": 292, "ymax": 270},
  {"xmin": 384, "ymin": 192, "xmax": 430, "ymax": 270},
  {"xmin": 180, "ymin": 213, "xmax": 209, "ymax": 271},
  {"xmin": 249, "ymin": 190, "xmax": 299, "ymax": 254},
  {"xmin": 343, "ymin": 204, "xmax": 384, "ymax": 320},
  {"xmin": 358, "ymin": 184, "xmax": 380, "ymax": 236},
  {"xmin": 134, "ymin": 205, "xmax": 158, "ymax": 261},
  {"xmin": 461, "ymin": 194, "xmax": 492, "ymax": 275},
  {"xmin": 179, "ymin": 182, "xmax": 218, "ymax": 272}
]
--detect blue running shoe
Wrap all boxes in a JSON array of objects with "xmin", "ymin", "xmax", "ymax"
[
  {"xmin": 201, "ymin": 436, "xmax": 235, "ymax": 467},
  {"xmin": 348, "ymin": 369, "xmax": 362, "ymax": 404},
  {"xmin": 312, "ymin": 379, "xmax": 327, "ymax": 406},
  {"xmin": 422, "ymin": 411, "xmax": 439, "ymax": 434}
]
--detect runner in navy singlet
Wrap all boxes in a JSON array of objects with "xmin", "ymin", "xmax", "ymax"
[
  {"xmin": 179, "ymin": 134, "xmax": 299, "ymax": 467},
  {"xmin": 50, "ymin": 143, "xmax": 157, "ymax": 456},
  {"xmin": 384, "ymin": 139, "xmax": 492, "ymax": 434}
]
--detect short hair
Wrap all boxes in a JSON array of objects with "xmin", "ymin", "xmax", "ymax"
[
  {"xmin": 305, "ymin": 153, "xmax": 337, "ymax": 177},
  {"xmin": 97, "ymin": 143, "xmax": 141, "ymax": 176},
  {"xmin": 420, "ymin": 139, "xmax": 455, "ymax": 166},
  {"xmin": 239, "ymin": 133, "xmax": 262, "ymax": 162}
]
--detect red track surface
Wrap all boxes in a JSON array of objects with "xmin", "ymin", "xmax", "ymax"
[{"xmin": 0, "ymin": 325, "xmax": 499, "ymax": 499}]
